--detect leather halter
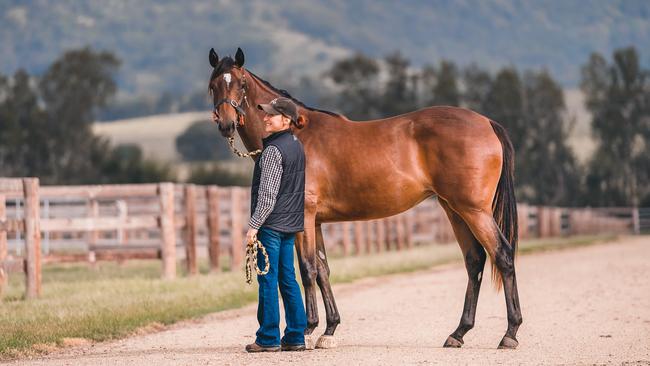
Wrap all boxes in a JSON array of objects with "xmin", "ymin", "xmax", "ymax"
[{"xmin": 213, "ymin": 72, "xmax": 249, "ymax": 127}]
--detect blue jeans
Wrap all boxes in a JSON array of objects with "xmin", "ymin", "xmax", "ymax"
[{"xmin": 255, "ymin": 227, "xmax": 307, "ymax": 346}]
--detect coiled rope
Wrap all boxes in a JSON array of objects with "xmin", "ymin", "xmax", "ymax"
[{"xmin": 245, "ymin": 237, "xmax": 270, "ymax": 284}]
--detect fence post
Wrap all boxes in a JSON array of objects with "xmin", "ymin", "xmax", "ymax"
[
  {"xmin": 116, "ymin": 200, "xmax": 128, "ymax": 246},
  {"xmin": 632, "ymin": 207, "xmax": 640, "ymax": 235},
  {"xmin": 87, "ymin": 199, "xmax": 99, "ymax": 267},
  {"xmin": 230, "ymin": 188, "xmax": 243, "ymax": 270},
  {"xmin": 0, "ymin": 194, "xmax": 6, "ymax": 298},
  {"xmin": 365, "ymin": 221, "xmax": 373, "ymax": 253},
  {"xmin": 375, "ymin": 220, "xmax": 384, "ymax": 253},
  {"xmin": 341, "ymin": 222, "xmax": 351, "ymax": 255},
  {"xmin": 518, "ymin": 204, "xmax": 528, "ymax": 239},
  {"xmin": 184, "ymin": 184, "xmax": 198, "ymax": 275},
  {"xmin": 207, "ymin": 186, "xmax": 221, "ymax": 272},
  {"xmin": 354, "ymin": 221, "xmax": 363, "ymax": 255},
  {"xmin": 396, "ymin": 215, "xmax": 405, "ymax": 250},
  {"xmin": 404, "ymin": 213, "xmax": 413, "ymax": 248},
  {"xmin": 384, "ymin": 218, "xmax": 393, "ymax": 250},
  {"xmin": 158, "ymin": 183, "xmax": 176, "ymax": 280},
  {"xmin": 23, "ymin": 178, "xmax": 42, "ymax": 299}
]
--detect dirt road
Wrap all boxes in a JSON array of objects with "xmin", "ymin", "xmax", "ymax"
[{"xmin": 15, "ymin": 236, "xmax": 650, "ymax": 365}]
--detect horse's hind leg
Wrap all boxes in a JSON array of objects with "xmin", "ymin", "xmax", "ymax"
[
  {"xmin": 438, "ymin": 200, "xmax": 487, "ymax": 348},
  {"xmin": 454, "ymin": 205, "xmax": 522, "ymax": 349},
  {"xmin": 314, "ymin": 223, "xmax": 341, "ymax": 348},
  {"xmin": 494, "ymin": 227, "xmax": 522, "ymax": 349}
]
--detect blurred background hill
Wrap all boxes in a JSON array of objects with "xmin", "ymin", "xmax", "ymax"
[{"xmin": 2, "ymin": 0, "xmax": 649, "ymax": 96}]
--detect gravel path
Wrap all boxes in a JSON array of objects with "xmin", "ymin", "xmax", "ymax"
[{"xmin": 15, "ymin": 236, "xmax": 650, "ymax": 365}]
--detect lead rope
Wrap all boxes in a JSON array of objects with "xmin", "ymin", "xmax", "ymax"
[
  {"xmin": 227, "ymin": 137, "xmax": 262, "ymax": 158},
  {"xmin": 245, "ymin": 237, "xmax": 270, "ymax": 284}
]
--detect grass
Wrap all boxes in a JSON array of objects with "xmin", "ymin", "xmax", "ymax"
[{"xmin": 0, "ymin": 234, "xmax": 617, "ymax": 359}]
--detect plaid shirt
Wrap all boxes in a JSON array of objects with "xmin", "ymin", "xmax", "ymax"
[{"xmin": 248, "ymin": 145, "xmax": 283, "ymax": 230}]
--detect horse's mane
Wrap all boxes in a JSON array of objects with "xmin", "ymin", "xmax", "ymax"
[
  {"xmin": 247, "ymin": 71, "xmax": 341, "ymax": 118},
  {"xmin": 209, "ymin": 56, "xmax": 340, "ymax": 118}
]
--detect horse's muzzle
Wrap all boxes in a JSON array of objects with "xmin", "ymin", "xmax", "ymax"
[{"xmin": 217, "ymin": 120, "xmax": 236, "ymax": 137}]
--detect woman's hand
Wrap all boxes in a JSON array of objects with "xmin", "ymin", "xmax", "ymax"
[{"xmin": 246, "ymin": 227, "xmax": 258, "ymax": 245}]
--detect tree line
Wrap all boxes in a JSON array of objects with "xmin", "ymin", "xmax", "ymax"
[
  {"xmin": 0, "ymin": 48, "xmax": 174, "ymax": 185},
  {"xmin": 1, "ymin": 46, "xmax": 648, "ymax": 206}
]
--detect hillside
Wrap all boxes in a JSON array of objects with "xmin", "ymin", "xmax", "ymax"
[{"xmin": 2, "ymin": 1, "xmax": 649, "ymax": 97}]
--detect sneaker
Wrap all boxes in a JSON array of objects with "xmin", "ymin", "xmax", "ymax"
[
  {"xmin": 281, "ymin": 342, "xmax": 306, "ymax": 351},
  {"xmin": 245, "ymin": 342, "xmax": 280, "ymax": 353}
]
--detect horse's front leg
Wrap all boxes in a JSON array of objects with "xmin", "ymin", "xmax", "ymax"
[
  {"xmin": 295, "ymin": 196, "xmax": 319, "ymax": 349},
  {"xmin": 313, "ymin": 223, "xmax": 340, "ymax": 348}
]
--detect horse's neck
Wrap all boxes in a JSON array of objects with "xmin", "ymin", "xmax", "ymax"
[{"xmin": 241, "ymin": 71, "xmax": 348, "ymax": 151}]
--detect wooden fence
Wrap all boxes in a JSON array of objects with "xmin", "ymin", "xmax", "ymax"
[{"xmin": 0, "ymin": 178, "xmax": 645, "ymax": 299}]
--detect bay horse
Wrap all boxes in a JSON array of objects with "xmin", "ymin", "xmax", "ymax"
[{"xmin": 208, "ymin": 48, "xmax": 522, "ymax": 350}]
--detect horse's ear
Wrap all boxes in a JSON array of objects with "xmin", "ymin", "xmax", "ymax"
[
  {"xmin": 235, "ymin": 47, "xmax": 245, "ymax": 67},
  {"xmin": 293, "ymin": 114, "xmax": 307, "ymax": 129},
  {"xmin": 209, "ymin": 48, "xmax": 219, "ymax": 68}
]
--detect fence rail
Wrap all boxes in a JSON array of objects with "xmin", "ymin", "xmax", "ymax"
[{"xmin": 0, "ymin": 178, "xmax": 644, "ymax": 299}]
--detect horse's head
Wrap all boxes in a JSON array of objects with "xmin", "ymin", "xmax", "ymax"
[{"xmin": 208, "ymin": 47, "xmax": 248, "ymax": 137}]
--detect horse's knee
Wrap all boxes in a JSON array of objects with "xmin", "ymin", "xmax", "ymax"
[{"xmin": 299, "ymin": 262, "xmax": 317, "ymax": 287}]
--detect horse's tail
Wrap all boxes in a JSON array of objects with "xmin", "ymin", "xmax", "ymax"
[{"xmin": 489, "ymin": 119, "xmax": 518, "ymax": 291}]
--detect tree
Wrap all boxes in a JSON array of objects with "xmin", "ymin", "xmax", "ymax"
[
  {"xmin": 176, "ymin": 120, "xmax": 232, "ymax": 162},
  {"xmin": 38, "ymin": 47, "xmax": 121, "ymax": 183},
  {"xmin": 380, "ymin": 52, "xmax": 418, "ymax": 116},
  {"xmin": 326, "ymin": 52, "xmax": 381, "ymax": 119},
  {"xmin": 0, "ymin": 70, "xmax": 50, "ymax": 178},
  {"xmin": 483, "ymin": 68, "xmax": 527, "ymax": 154},
  {"xmin": 581, "ymin": 47, "xmax": 650, "ymax": 206},
  {"xmin": 462, "ymin": 64, "xmax": 492, "ymax": 112},
  {"xmin": 520, "ymin": 70, "xmax": 580, "ymax": 205},
  {"xmin": 0, "ymin": 47, "xmax": 175, "ymax": 184},
  {"xmin": 431, "ymin": 60, "xmax": 461, "ymax": 106}
]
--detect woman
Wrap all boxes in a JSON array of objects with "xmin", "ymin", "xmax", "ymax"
[{"xmin": 244, "ymin": 97, "xmax": 307, "ymax": 352}]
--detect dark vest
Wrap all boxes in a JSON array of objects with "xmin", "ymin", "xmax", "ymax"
[{"xmin": 250, "ymin": 129, "xmax": 305, "ymax": 233}]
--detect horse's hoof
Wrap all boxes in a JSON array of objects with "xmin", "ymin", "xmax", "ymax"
[
  {"xmin": 315, "ymin": 335, "xmax": 337, "ymax": 349},
  {"xmin": 305, "ymin": 334, "xmax": 316, "ymax": 350},
  {"xmin": 443, "ymin": 335, "xmax": 463, "ymax": 348},
  {"xmin": 497, "ymin": 336, "xmax": 518, "ymax": 349}
]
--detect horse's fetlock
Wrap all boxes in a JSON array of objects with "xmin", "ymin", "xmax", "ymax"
[
  {"xmin": 307, "ymin": 320, "xmax": 319, "ymax": 330},
  {"xmin": 510, "ymin": 314, "xmax": 523, "ymax": 326},
  {"xmin": 458, "ymin": 319, "xmax": 475, "ymax": 333}
]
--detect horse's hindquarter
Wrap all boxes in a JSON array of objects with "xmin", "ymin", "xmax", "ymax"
[{"xmin": 413, "ymin": 107, "xmax": 503, "ymax": 209}]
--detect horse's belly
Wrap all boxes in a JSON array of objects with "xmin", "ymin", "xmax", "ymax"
[{"xmin": 315, "ymin": 179, "xmax": 432, "ymax": 223}]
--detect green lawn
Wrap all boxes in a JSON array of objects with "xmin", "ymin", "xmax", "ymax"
[{"xmin": 0, "ymin": 234, "xmax": 616, "ymax": 359}]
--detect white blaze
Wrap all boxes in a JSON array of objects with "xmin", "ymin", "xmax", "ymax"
[{"xmin": 224, "ymin": 73, "xmax": 232, "ymax": 89}]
